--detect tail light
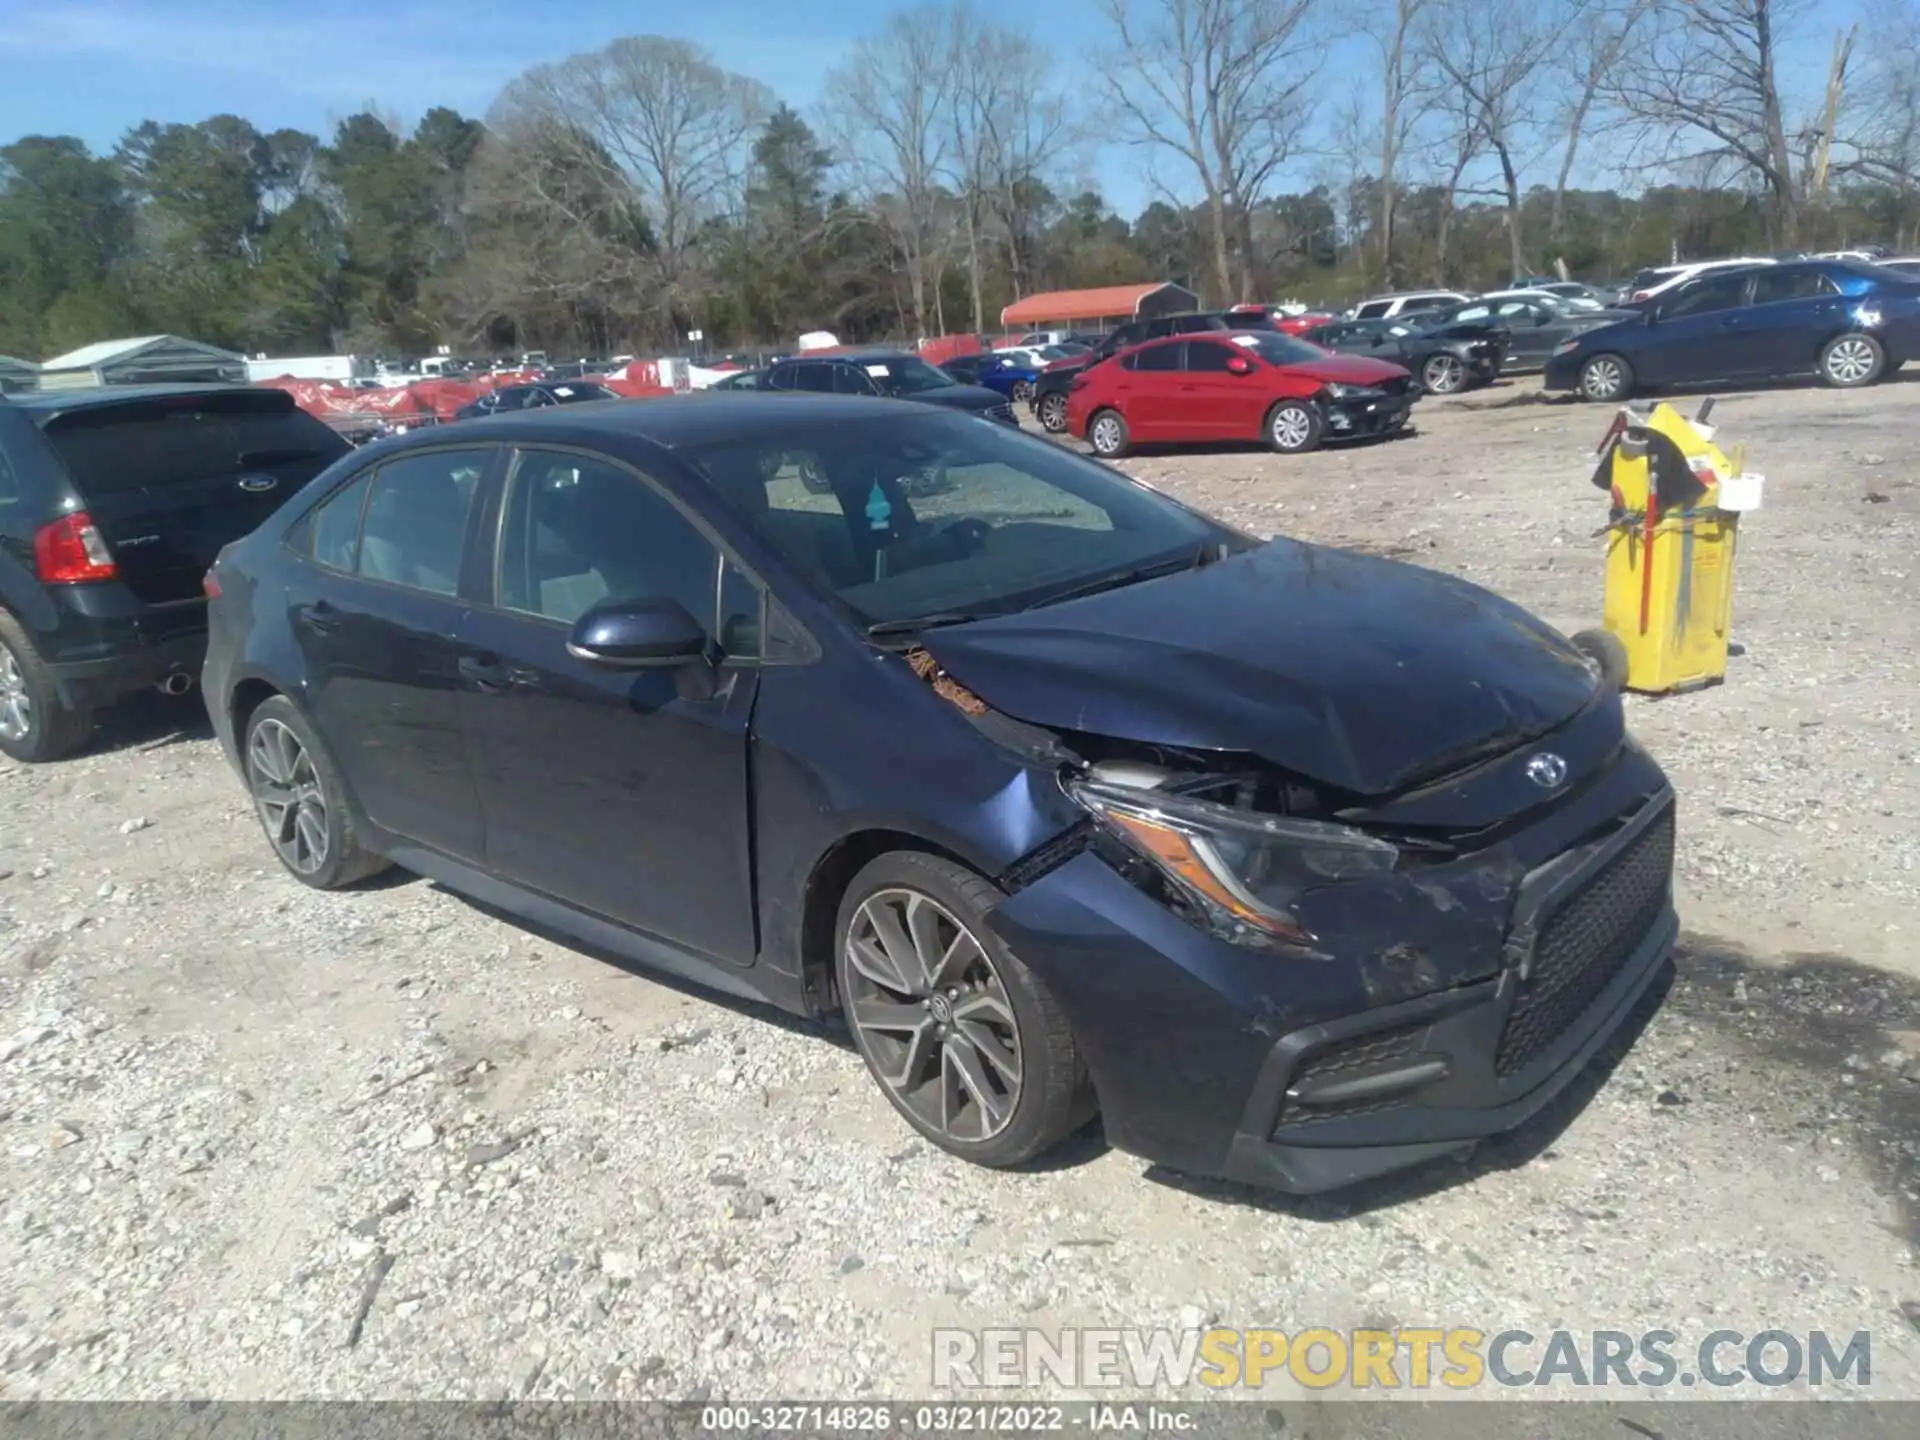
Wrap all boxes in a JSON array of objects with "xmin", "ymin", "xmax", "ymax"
[
  {"xmin": 1631, "ymin": 290, "xmax": 1650, "ymax": 302},
  {"xmin": 202, "ymin": 569, "xmax": 223, "ymax": 600},
  {"xmin": 1068, "ymin": 374, "xmax": 1088, "ymax": 390},
  {"xmin": 33, "ymin": 511, "xmax": 117, "ymax": 583}
]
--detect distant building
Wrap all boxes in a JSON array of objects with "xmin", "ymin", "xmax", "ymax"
[
  {"xmin": 999, "ymin": 282, "xmax": 1202, "ymax": 333},
  {"xmin": 0, "ymin": 354, "xmax": 37, "ymax": 394},
  {"xmin": 37, "ymin": 335, "xmax": 247, "ymax": 390}
]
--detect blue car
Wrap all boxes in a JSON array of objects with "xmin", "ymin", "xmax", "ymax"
[
  {"xmin": 1544, "ymin": 258, "xmax": 1920, "ymax": 401},
  {"xmin": 201, "ymin": 393, "xmax": 1673, "ymax": 1195},
  {"xmin": 942, "ymin": 351, "xmax": 1045, "ymax": 403}
]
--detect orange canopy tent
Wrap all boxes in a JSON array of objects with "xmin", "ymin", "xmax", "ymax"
[{"xmin": 999, "ymin": 281, "xmax": 1201, "ymax": 329}]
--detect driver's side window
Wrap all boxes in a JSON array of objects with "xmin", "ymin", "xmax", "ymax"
[{"xmin": 495, "ymin": 448, "xmax": 741, "ymax": 649}]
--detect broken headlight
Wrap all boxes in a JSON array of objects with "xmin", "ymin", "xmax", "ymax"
[{"xmin": 1067, "ymin": 776, "xmax": 1397, "ymax": 954}]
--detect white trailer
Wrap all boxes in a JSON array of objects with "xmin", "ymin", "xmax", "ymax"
[{"xmin": 245, "ymin": 354, "xmax": 372, "ymax": 384}]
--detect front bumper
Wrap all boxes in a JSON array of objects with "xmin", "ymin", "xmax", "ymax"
[
  {"xmin": 1322, "ymin": 391, "xmax": 1414, "ymax": 441},
  {"xmin": 1542, "ymin": 353, "xmax": 1582, "ymax": 391},
  {"xmin": 988, "ymin": 748, "xmax": 1676, "ymax": 1194}
]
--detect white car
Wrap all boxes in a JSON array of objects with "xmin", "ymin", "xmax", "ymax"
[
  {"xmin": 1347, "ymin": 290, "xmax": 1472, "ymax": 321},
  {"xmin": 1623, "ymin": 258, "xmax": 1774, "ymax": 304},
  {"xmin": 1877, "ymin": 256, "xmax": 1920, "ymax": 277},
  {"xmin": 1477, "ymin": 286, "xmax": 1608, "ymax": 313}
]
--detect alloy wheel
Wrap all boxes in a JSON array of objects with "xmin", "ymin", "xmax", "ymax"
[
  {"xmin": 843, "ymin": 888, "xmax": 1023, "ymax": 1143},
  {"xmin": 0, "ymin": 645, "xmax": 30, "ymax": 744},
  {"xmin": 1012, "ymin": 380, "xmax": 1035, "ymax": 403},
  {"xmin": 1038, "ymin": 394, "xmax": 1067, "ymax": 432},
  {"xmin": 1826, "ymin": 337, "xmax": 1876, "ymax": 384},
  {"xmin": 1090, "ymin": 414, "xmax": 1124, "ymax": 455},
  {"xmin": 1581, "ymin": 358, "xmax": 1624, "ymax": 400},
  {"xmin": 1422, "ymin": 355, "xmax": 1464, "ymax": 394},
  {"xmin": 1272, "ymin": 405, "xmax": 1313, "ymax": 450},
  {"xmin": 247, "ymin": 718, "xmax": 331, "ymax": 875}
]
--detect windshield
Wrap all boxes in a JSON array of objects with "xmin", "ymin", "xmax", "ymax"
[
  {"xmin": 683, "ymin": 410, "xmax": 1225, "ymax": 629},
  {"xmin": 861, "ymin": 355, "xmax": 957, "ymax": 395},
  {"xmin": 1228, "ymin": 331, "xmax": 1330, "ymax": 365}
]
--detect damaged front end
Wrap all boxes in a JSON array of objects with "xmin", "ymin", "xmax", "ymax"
[{"xmin": 901, "ymin": 644, "xmax": 1677, "ymax": 1192}]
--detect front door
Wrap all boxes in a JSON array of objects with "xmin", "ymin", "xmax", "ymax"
[
  {"xmin": 457, "ymin": 446, "xmax": 759, "ymax": 965},
  {"xmin": 286, "ymin": 446, "xmax": 497, "ymax": 861},
  {"xmin": 1179, "ymin": 338, "xmax": 1258, "ymax": 437},
  {"xmin": 1640, "ymin": 273, "xmax": 1753, "ymax": 383}
]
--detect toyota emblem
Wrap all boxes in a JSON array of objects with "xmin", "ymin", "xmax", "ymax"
[
  {"xmin": 1525, "ymin": 753, "xmax": 1569, "ymax": 789},
  {"xmin": 237, "ymin": 474, "xmax": 279, "ymax": 493}
]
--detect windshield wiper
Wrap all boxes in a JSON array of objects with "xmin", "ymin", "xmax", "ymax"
[
  {"xmin": 1025, "ymin": 545, "xmax": 1213, "ymax": 610},
  {"xmin": 864, "ymin": 611, "xmax": 1000, "ymax": 638}
]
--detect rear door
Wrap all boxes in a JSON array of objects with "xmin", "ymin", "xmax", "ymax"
[
  {"xmin": 1124, "ymin": 341, "xmax": 1185, "ymax": 439},
  {"xmin": 1738, "ymin": 267, "xmax": 1844, "ymax": 372},
  {"xmin": 284, "ymin": 444, "xmax": 498, "ymax": 860},
  {"xmin": 38, "ymin": 390, "xmax": 348, "ymax": 614}
]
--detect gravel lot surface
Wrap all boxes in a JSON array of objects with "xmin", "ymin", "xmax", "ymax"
[{"xmin": 1, "ymin": 374, "xmax": 1917, "ymax": 1403}]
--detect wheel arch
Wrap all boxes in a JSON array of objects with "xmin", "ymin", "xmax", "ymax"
[{"xmin": 797, "ymin": 826, "xmax": 984, "ymax": 1016}]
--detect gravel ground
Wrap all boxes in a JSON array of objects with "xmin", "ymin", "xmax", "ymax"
[{"xmin": 1, "ymin": 373, "xmax": 1917, "ymax": 1403}]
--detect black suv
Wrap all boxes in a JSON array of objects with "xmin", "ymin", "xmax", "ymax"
[
  {"xmin": 1030, "ymin": 311, "xmax": 1282, "ymax": 432},
  {"xmin": 0, "ymin": 385, "xmax": 348, "ymax": 761},
  {"xmin": 763, "ymin": 351, "xmax": 1017, "ymax": 425}
]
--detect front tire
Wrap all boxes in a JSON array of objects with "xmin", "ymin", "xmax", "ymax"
[
  {"xmin": 1420, "ymin": 353, "xmax": 1466, "ymax": 394},
  {"xmin": 835, "ymin": 852, "xmax": 1090, "ymax": 1168},
  {"xmin": 1037, "ymin": 391, "xmax": 1068, "ymax": 434},
  {"xmin": 1087, "ymin": 408, "xmax": 1131, "ymax": 458},
  {"xmin": 1819, "ymin": 333, "xmax": 1884, "ymax": 388},
  {"xmin": 1266, "ymin": 400, "xmax": 1322, "ymax": 454},
  {"xmin": 1011, "ymin": 379, "xmax": 1035, "ymax": 404},
  {"xmin": 243, "ymin": 695, "xmax": 390, "ymax": 890},
  {"xmin": 1579, "ymin": 353, "xmax": 1634, "ymax": 402},
  {"xmin": 0, "ymin": 611, "xmax": 92, "ymax": 764}
]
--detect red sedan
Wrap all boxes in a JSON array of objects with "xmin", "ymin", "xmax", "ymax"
[{"xmin": 1065, "ymin": 331, "xmax": 1415, "ymax": 458}]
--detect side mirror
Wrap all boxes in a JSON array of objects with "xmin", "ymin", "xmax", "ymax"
[
  {"xmin": 1225, "ymin": 356, "xmax": 1255, "ymax": 375},
  {"xmin": 568, "ymin": 597, "xmax": 708, "ymax": 668}
]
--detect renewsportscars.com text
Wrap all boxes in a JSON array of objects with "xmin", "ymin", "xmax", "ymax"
[{"xmin": 931, "ymin": 1326, "xmax": 1873, "ymax": 1391}]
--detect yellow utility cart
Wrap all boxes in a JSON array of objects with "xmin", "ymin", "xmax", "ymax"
[{"xmin": 1588, "ymin": 398, "xmax": 1763, "ymax": 695}]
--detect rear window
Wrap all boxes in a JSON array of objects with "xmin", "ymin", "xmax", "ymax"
[{"xmin": 41, "ymin": 392, "xmax": 347, "ymax": 496}]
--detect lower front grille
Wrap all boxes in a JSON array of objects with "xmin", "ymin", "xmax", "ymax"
[
  {"xmin": 986, "ymin": 402, "xmax": 1017, "ymax": 424},
  {"xmin": 1495, "ymin": 808, "xmax": 1675, "ymax": 1077},
  {"xmin": 1275, "ymin": 1018, "xmax": 1429, "ymax": 1129}
]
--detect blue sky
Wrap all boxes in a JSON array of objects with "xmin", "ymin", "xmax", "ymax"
[{"xmin": 0, "ymin": 0, "xmax": 1875, "ymax": 219}]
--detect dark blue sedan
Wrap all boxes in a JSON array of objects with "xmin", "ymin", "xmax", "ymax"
[
  {"xmin": 1544, "ymin": 259, "xmax": 1920, "ymax": 400},
  {"xmin": 200, "ymin": 395, "xmax": 1672, "ymax": 1195},
  {"xmin": 941, "ymin": 351, "xmax": 1046, "ymax": 403}
]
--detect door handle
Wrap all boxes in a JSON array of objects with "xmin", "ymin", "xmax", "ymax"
[
  {"xmin": 295, "ymin": 601, "xmax": 339, "ymax": 632},
  {"xmin": 459, "ymin": 655, "xmax": 538, "ymax": 692}
]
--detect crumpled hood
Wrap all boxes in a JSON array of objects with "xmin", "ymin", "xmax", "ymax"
[{"xmin": 920, "ymin": 539, "xmax": 1599, "ymax": 797}]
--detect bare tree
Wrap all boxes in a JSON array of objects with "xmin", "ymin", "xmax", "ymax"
[
  {"xmin": 1832, "ymin": 0, "xmax": 1920, "ymax": 242},
  {"xmin": 1097, "ymin": 0, "xmax": 1322, "ymax": 302},
  {"xmin": 1603, "ymin": 0, "xmax": 1806, "ymax": 244},
  {"xmin": 1550, "ymin": 0, "xmax": 1654, "ymax": 243},
  {"xmin": 1419, "ymin": 0, "xmax": 1578, "ymax": 280},
  {"xmin": 1359, "ymin": 0, "xmax": 1433, "ymax": 288},
  {"xmin": 823, "ymin": 5, "xmax": 955, "ymax": 336}
]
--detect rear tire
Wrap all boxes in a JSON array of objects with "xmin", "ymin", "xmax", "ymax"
[
  {"xmin": 1265, "ymin": 400, "xmax": 1322, "ymax": 454},
  {"xmin": 1579, "ymin": 353, "xmax": 1634, "ymax": 402},
  {"xmin": 0, "ymin": 610, "xmax": 92, "ymax": 764},
  {"xmin": 242, "ymin": 695, "xmax": 391, "ymax": 890},
  {"xmin": 1011, "ymin": 379, "xmax": 1035, "ymax": 404},
  {"xmin": 1819, "ymin": 333, "xmax": 1884, "ymax": 388},
  {"xmin": 1087, "ymin": 408, "xmax": 1131, "ymax": 458},
  {"xmin": 1037, "ymin": 391, "xmax": 1068, "ymax": 434},
  {"xmin": 835, "ymin": 851, "xmax": 1092, "ymax": 1168}
]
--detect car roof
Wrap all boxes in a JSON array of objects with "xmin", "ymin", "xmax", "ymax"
[
  {"xmin": 777, "ymin": 349, "xmax": 915, "ymax": 363},
  {"xmin": 402, "ymin": 392, "xmax": 946, "ymax": 452},
  {"xmin": 6, "ymin": 383, "xmax": 280, "ymax": 415}
]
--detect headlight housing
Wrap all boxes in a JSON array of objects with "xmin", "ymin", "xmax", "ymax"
[
  {"xmin": 1323, "ymin": 382, "xmax": 1385, "ymax": 400},
  {"xmin": 1068, "ymin": 776, "xmax": 1397, "ymax": 955}
]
